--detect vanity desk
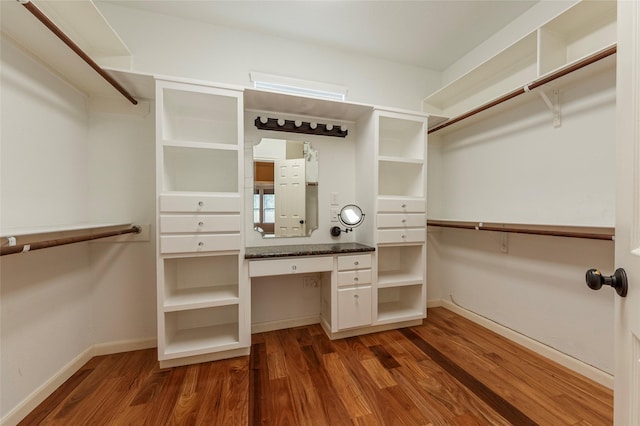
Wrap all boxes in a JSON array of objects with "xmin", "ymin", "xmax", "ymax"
[{"xmin": 246, "ymin": 243, "xmax": 420, "ymax": 340}]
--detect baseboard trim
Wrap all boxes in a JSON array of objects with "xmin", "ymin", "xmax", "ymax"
[
  {"xmin": 434, "ymin": 299, "xmax": 614, "ymax": 389},
  {"xmin": 251, "ymin": 315, "xmax": 321, "ymax": 334},
  {"xmin": 1, "ymin": 337, "xmax": 157, "ymax": 426}
]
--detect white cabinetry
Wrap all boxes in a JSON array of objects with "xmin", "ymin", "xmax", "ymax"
[
  {"xmin": 371, "ymin": 110, "xmax": 428, "ymax": 325},
  {"xmin": 335, "ymin": 254, "xmax": 373, "ymax": 331},
  {"xmin": 155, "ymin": 79, "xmax": 248, "ymax": 367},
  {"xmin": 423, "ymin": 0, "xmax": 617, "ymax": 128}
]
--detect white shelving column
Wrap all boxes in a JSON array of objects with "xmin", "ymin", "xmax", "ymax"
[
  {"xmin": 155, "ymin": 79, "xmax": 248, "ymax": 368},
  {"xmin": 371, "ymin": 110, "xmax": 428, "ymax": 325}
]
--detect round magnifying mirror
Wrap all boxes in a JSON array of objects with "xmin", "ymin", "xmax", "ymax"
[
  {"xmin": 339, "ymin": 204, "xmax": 364, "ymax": 227},
  {"xmin": 331, "ymin": 204, "xmax": 365, "ymax": 236}
]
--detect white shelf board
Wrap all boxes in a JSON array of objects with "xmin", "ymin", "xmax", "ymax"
[
  {"xmin": 164, "ymin": 286, "xmax": 239, "ymax": 312},
  {"xmin": 245, "ymin": 88, "xmax": 373, "ymax": 122},
  {"xmin": 376, "ymin": 301, "xmax": 423, "ymax": 323},
  {"xmin": 1, "ymin": 0, "xmax": 134, "ymax": 100},
  {"xmin": 377, "ymin": 271, "xmax": 423, "ymax": 288},
  {"xmin": 163, "ymin": 323, "xmax": 240, "ymax": 357},
  {"xmin": 377, "ymin": 156, "xmax": 424, "ymax": 165}
]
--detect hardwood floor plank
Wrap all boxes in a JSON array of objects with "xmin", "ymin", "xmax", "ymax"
[
  {"xmin": 21, "ymin": 307, "xmax": 613, "ymax": 426},
  {"xmin": 401, "ymin": 327, "xmax": 537, "ymax": 426}
]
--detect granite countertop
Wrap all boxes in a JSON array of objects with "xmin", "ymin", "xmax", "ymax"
[{"xmin": 245, "ymin": 242, "xmax": 375, "ymax": 259}]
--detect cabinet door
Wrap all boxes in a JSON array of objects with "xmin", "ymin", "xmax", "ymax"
[{"xmin": 337, "ymin": 287, "xmax": 372, "ymax": 330}]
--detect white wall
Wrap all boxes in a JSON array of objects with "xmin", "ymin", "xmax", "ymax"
[
  {"xmin": 95, "ymin": 2, "xmax": 440, "ymax": 112},
  {"xmin": 87, "ymin": 105, "xmax": 156, "ymax": 345},
  {"xmin": 0, "ymin": 37, "xmax": 93, "ymax": 419}
]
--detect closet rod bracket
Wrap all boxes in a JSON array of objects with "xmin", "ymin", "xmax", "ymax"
[{"xmin": 527, "ymin": 86, "xmax": 561, "ymax": 128}]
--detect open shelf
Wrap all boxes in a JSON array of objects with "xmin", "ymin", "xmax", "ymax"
[
  {"xmin": 162, "ymin": 146, "xmax": 238, "ymax": 193},
  {"xmin": 378, "ymin": 116, "xmax": 425, "ymax": 160},
  {"xmin": 424, "ymin": 33, "xmax": 537, "ymax": 118},
  {"xmin": 161, "ymin": 87, "xmax": 238, "ymax": 145},
  {"xmin": 377, "ymin": 245, "xmax": 424, "ymax": 287},
  {"xmin": 377, "ymin": 284, "xmax": 425, "ymax": 323},
  {"xmin": 538, "ymin": 1, "xmax": 616, "ymax": 75},
  {"xmin": 163, "ymin": 255, "xmax": 240, "ymax": 311},
  {"xmin": 163, "ymin": 305, "xmax": 240, "ymax": 358},
  {"xmin": 378, "ymin": 161, "xmax": 424, "ymax": 197}
]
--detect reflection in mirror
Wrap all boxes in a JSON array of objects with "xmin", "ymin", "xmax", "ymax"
[{"xmin": 253, "ymin": 138, "xmax": 318, "ymax": 238}]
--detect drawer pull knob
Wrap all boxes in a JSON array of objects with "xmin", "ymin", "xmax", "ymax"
[
  {"xmin": 354, "ymin": 277, "xmax": 359, "ymax": 281},
  {"xmin": 198, "ymin": 242, "xmax": 204, "ymax": 247},
  {"xmin": 198, "ymin": 201, "xmax": 204, "ymax": 207},
  {"xmin": 402, "ymin": 219, "xmax": 407, "ymax": 223},
  {"xmin": 198, "ymin": 222, "xmax": 204, "ymax": 227},
  {"xmin": 292, "ymin": 265, "xmax": 297, "ymax": 271},
  {"xmin": 354, "ymin": 294, "xmax": 359, "ymax": 299},
  {"xmin": 402, "ymin": 234, "xmax": 407, "ymax": 239},
  {"xmin": 401, "ymin": 204, "xmax": 407, "ymax": 208},
  {"xmin": 354, "ymin": 261, "xmax": 359, "ymax": 266}
]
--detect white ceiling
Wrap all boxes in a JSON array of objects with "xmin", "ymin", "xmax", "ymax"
[{"xmin": 98, "ymin": 0, "xmax": 539, "ymax": 71}]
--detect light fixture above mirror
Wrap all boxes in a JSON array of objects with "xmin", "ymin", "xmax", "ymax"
[{"xmin": 254, "ymin": 116, "xmax": 348, "ymax": 138}]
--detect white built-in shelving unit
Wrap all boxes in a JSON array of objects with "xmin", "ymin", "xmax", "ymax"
[
  {"xmin": 155, "ymin": 79, "xmax": 248, "ymax": 367},
  {"xmin": 370, "ymin": 110, "xmax": 428, "ymax": 325},
  {"xmin": 423, "ymin": 0, "xmax": 617, "ymax": 132}
]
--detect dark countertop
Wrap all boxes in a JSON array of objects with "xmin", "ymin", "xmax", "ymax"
[{"xmin": 245, "ymin": 242, "xmax": 375, "ymax": 259}]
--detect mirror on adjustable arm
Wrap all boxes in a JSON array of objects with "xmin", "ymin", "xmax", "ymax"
[
  {"xmin": 330, "ymin": 204, "xmax": 365, "ymax": 236},
  {"xmin": 253, "ymin": 138, "xmax": 319, "ymax": 238}
]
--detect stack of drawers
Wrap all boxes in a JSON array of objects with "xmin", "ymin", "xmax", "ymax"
[
  {"xmin": 336, "ymin": 253, "xmax": 372, "ymax": 330},
  {"xmin": 376, "ymin": 198, "xmax": 426, "ymax": 244},
  {"xmin": 159, "ymin": 193, "xmax": 241, "ymax": 254}
]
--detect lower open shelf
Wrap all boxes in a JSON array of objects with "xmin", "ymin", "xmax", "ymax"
[
  {"xmin": 163, "ymin": 305, "xmax": 240, "ymax": 358},
  {"xmin": 377, "ymin": 284, "xmax": 425, "ymax": 323}
]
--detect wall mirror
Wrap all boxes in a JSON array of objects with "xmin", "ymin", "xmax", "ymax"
[{"xmin": 253, "ymin": 138, "xmax": 319, "ymax": 238}]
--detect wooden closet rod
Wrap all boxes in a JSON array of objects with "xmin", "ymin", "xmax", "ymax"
[
  {"xmin": 19, "ymin": 0, "xmax": 138, "ymax": 106},
  {"xmin": 428, "ymin": 45, "xmax": 617, "ymax": 134},
  {"xmin": 1, "ymin": 226, "xmax": 141, "ymax": 256},
  {"xmin": 427, "ymin": 220, "xmax": 614, "ymax": 241}
]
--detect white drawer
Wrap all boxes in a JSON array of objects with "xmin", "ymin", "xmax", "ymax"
[
  {"xmin": 377, "ymin": 197, "xmax": 425, "ymax": 213},
  {"xmin": 249, "ymin": 256, "xmax": 333, "ymax": 277},
  {"xmin": 377, "ymin": 213, "xmax": 426, "ymax": 229},
  {"xmin": 160, "ymin": 193, "xmax": 240, "ymax": 213},
  {"xmin": 160, "ymin": 214, "xmax": 241, "ymax": 233},
  {"xmin": 337, "ymin": 254, "xmax": 372, "ymax": 271},
  {"xmin": 377, "ymin": 228, "xmax": 426, "ymax": 244},
  {"xmin": 338, "ymin": 270, "xmax": 372, "ymax": 287},
  {"xmin": 337, "ymin": 286, "xmax": 372, "ymax": 330},
  {"xmin": 160, "ymin": 234, "xmax": 241, "ymax": 254}
]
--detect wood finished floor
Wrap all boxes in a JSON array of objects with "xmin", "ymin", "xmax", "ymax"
[{"xmin": 20, "ymin": 307, "xmax": 613, "ymax": 425}]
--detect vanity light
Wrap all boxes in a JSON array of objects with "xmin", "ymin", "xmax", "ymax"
[{"xmin": 254, "ymin": 117, "xmax": 348, "ymax": 138}]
